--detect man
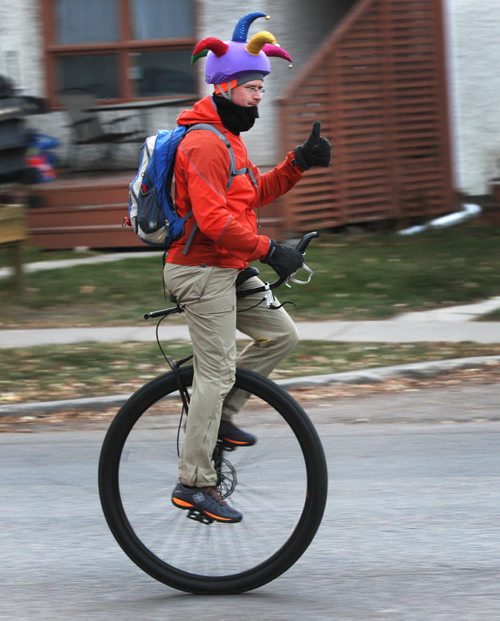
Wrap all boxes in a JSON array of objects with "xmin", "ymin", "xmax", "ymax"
[{"xmin": 166, "ymin": 12, "xmax": 331, "ymax": 523}]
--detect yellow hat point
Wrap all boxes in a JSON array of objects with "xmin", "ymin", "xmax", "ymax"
[{"xmin": 246, "ymin": 31, "xmax": 277, "ymax": 55}]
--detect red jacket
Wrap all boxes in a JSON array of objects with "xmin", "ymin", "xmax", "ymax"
[{"xmin": 165, "ymin": 96, "xmax": 303, "ymax": 269}]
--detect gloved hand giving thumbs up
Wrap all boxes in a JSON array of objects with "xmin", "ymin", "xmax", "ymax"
[{"xmin": 294, "ymin": 121, "xmax": 332, "ymax": 171}]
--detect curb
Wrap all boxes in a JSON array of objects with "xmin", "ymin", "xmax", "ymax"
[{"xmin": 1, "ymin": 355, "xmax": 499, "ymax": 417}]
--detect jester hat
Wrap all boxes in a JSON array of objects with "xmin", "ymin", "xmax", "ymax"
[{"xmin": 191, "ymin": 12, "xmax": 293, "ymax": 85}]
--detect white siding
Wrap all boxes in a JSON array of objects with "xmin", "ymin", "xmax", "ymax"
[
  {"xmin": 0, "ymin": 1, "xmax": 44, "ymax": 95},
  {"xmin": 444, "ymin": 0, "xmax": 500, "ymax": 194}
]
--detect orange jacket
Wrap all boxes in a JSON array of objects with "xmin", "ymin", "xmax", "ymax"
[{"xmin": 165, "ymin": 96, "xmax": 303, "ymax": 269}]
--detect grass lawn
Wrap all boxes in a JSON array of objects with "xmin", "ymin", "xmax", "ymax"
[
  {"xmin": 0, "ymin": 222, "xmax": 499, "ymax": 328},
  {"xmin": 1, "ymin": 340, "xmax": 499, "ymax": 404}
]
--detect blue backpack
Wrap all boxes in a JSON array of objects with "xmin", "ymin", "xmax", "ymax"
[{"xmin": 128, "ymin": 123, "xmax": 257, "ymax": 252}]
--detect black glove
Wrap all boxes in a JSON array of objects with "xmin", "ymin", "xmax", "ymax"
[
  {"xmin": 261, "ymin": 240, "xmax": 304, "ymax": 280},
  {"xmin": 294, "ymin": 121, "xmax": 332, "ymax": 170}
]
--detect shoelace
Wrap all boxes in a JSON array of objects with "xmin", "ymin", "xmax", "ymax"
[{"xmin": 206, "ymin": 486, "xmax": 227, "ymax": 506}]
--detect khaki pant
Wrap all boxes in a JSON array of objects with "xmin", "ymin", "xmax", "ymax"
[{"xmin": 163, "ymin": 263, "xmax": 299, "ymax": 486}]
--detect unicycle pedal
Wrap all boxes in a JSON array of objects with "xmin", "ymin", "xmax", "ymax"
[
  {"xmin": 186, "ymin": 509, "xmax": 214, "ymax": 525},
  {"xmin": 218, "ymin": 440, "xmax": 236, "ymax": 452}
]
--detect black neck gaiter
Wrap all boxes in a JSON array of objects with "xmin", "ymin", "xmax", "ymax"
[{"xmin": 213, "ymin": 94, "xmax": 259, "ymax": 135}]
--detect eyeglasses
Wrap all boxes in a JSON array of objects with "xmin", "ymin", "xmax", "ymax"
[{"xmin": 242, "ymin": 85, "xmax": 266, "ymax": 94}]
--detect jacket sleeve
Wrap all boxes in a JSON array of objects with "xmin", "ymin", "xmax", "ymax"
[
  {"xmin": 255, "ymin": 151, "xmax": 303, "ymax": 207},
  {"xmin": 177, "ymin": 135, "xmax": 270, "ymax": 261}
]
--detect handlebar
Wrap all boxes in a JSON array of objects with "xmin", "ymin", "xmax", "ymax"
[
  {"xmin": 237, "ymin": 231, "xmax": 319, "ymax": 298},
  {"xmin": 144, "ymin": 231, "xmax": 319, "ymax": 319},
  {"xmin": 295, "ymin": 231, "xmax": 320, "ymax": 253}
]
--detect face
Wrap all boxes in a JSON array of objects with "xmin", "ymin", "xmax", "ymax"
[{"xmin": 231, "ymin": 80, "xmax": 265, "ymax": 107}]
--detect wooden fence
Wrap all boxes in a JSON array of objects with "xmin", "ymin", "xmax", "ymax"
[{"xmin": 278, "ymin": 0, "xmax": 453, "ymax": 234}]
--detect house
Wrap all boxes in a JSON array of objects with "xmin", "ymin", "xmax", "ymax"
[{"xmin": 0, "ymin": 0, "xmax": 498, "ymax": 248}]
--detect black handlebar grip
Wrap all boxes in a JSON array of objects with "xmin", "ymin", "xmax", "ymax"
[
  {"xmin": 295, "ymin": 231, "xmax": 319, "ymax": 254},
  {"xmin": 144, "ymin": 307, "xmax": 174, "ymax": 319}
]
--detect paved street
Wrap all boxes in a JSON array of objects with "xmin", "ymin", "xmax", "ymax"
[{"xmin": 1, "ymin": 383, "xmax": 500, "ymax": 620}]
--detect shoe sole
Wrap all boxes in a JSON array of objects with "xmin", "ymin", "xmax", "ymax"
[
  {"xmin": 171, "ymin": 496, "xmax": 242, "ymax": 523},
  {"xmin": 218, "ymin": 436, "xmax": 256, "ymax": 446},
  {"xmin": 219, "ymin": 438, "xmax": 255, "ymax": 446}
]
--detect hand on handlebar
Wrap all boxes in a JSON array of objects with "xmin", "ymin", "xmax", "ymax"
[
  {"xmin": 146, "ymin": 232, "xmax": 320, "ymax": 317},
  {"xmin": 261, "ymin": 240, "xmax": 304, "ymax": 280}
]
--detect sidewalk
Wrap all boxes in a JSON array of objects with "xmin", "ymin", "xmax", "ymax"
[
  {"xmin": 1, "ymin": 317, "xmax": 500, "ymax": 348},
  {"xmin": 1, "ymin": 292, "xmax": 500, "ymax": 347}
]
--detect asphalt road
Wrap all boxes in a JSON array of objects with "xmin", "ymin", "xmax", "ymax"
[{"xmin": 2, "ymin": 384, "xmax": 500, "ymax": 620}]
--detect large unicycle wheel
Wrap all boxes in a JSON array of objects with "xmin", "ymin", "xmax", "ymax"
[{"xmin": 98, "ymin": 366, "xmax": 328, "ymax": 594}]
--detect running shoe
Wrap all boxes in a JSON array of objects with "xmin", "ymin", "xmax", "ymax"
[
  {"xmin": 218, "ymin": 420, "xmax": 257, "ymax": 447},
  {"xmin": 171, "ymin": 483, "xmax": 243, "ymax": 523}
]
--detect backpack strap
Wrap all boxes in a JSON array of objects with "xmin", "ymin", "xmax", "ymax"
[
  {"xmin": 187, "ymin": 123, "xmax": 258, "ymax": 189},
  {"xmin": 181, "ymin": 209, "xmax": 197, "ymax": 256}
]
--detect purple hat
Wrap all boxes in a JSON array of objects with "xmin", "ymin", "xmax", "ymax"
[{"xmin": 191, "ymin": 12, "xmax": 293, "ymax": 85}]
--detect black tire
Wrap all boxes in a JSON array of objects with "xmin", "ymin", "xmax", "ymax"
[{"xmin": 98, "ymin": 366, "xmax": 328, "ymax": 594}]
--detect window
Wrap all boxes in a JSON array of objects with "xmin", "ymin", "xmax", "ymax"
[{"xmin": 42, "ymin": 0, "xmax": 197, "ymax": 104}]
